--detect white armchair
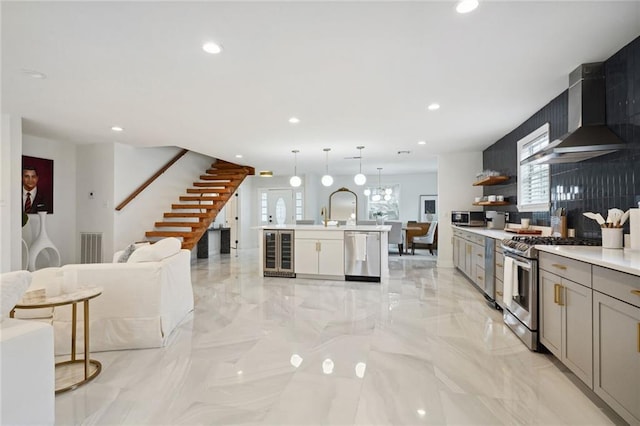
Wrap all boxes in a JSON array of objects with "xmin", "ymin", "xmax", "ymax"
[
  {"xmin": 411, "ymin": 221, "xmax": 438, "ymax": 255},
  {"xmin": 18, "ymin": 238, "xmax": 195, "ymax": 354},
  {"xmin": 386, "ymin": 221, "xmax": 403, "ymax": 255}
]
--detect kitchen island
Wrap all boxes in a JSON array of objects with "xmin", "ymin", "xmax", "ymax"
[{"xmin": 259, "ymin": 224, "xmax": 391, "ymax": 281}]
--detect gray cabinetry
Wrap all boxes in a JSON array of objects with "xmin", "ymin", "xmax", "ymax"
[
  {"xmin": 452, "ymin": 228, "xmax": 494, "ymax": 301},
  {"xmin": 592, "ymin": 266, "xmax": 640, "ymax": 425},
  {"xmin": 494, "ymin": 244, "xmax": 505, "ymax": 309},
  {"xmin": 539, "ymin": 252, "xmax": 593, "ymax": 387}
]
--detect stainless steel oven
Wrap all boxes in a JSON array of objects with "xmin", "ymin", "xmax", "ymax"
[
  {"xmin": 502, "ymin": 250, "xmax": 538, "ymax": 351},
  {"xmin": 500, "ymin": 236, "xmax": 600, "ymax": 351}
]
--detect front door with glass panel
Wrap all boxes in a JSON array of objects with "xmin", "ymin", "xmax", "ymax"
[{"xmin": 267, "ymin": 189, "xmax": 294, "ymax": 225}]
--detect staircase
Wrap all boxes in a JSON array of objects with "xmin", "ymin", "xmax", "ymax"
[{"xmin": 145, "ymin": 159, "xmax": 254, "ymax": 250}]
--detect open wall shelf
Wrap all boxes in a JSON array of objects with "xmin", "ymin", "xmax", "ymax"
[{"xmin": 472, "ymin": 176, "xmax": 509, "ymax": 186}]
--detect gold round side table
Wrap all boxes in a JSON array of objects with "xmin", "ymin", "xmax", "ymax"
[{"xmin": 11, "ymin": 286, "xmax": 103, "ymax": 393}]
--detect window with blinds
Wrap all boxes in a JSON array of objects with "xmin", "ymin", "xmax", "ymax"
[{"xmin": 517, "ymin": 123, "xmax": 550, "ymax": 212}]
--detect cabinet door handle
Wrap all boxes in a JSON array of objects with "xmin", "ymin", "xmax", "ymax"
[
  {"xmin": 631, "ymin": 290, "xmax": 640, "ymax": 297},
  {"xmin": 554, "ymin": 284, "xmax": 564, "ymax": 306},
  {"xmin": 552, "ymin": 263, "xmax": 567, "ymax": 270},
  {"xmin": 477, "ymin": 254, "xmax": 482, "ymax": 257},
  {"xmin": 496, "ymin": 263, "xmax": 503, "ymax": 267},
  {"xmin": 316, "ymin": 242, "xmax": 320, "ymax": 252},
  {"xmin": 558, "ymin": 284, "xmax": 564, "ymax": 306},
  {"xmin": 477, "ymin": 276, "xmax": 483, "ymax": 281},
  {"xmin": 496, "ymin": 291, "xmax": 503, "ymax": 296}
]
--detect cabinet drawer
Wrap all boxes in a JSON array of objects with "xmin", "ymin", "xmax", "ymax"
[
  {"xmin": 495, "ymin": 277, "xmax": 504, "ymax": 301},
  {"xmin": 471, "ymin": 234, "xmax": 485, "ymax": 246},
  {"xmin": 539, "ymin": 252, "xmax": 591, "ymax": 287},
  {"xmin": 593, "ymin": 266, "xmax": 640, "ymax": 308},
  {"xmin": 295, "ymin": 230, "xmax": 344, "ymax": 241},
  {"xmin": 474, "ymin": 247, "xmax": 485, "ymax": 266},
  {"xmin": 495, "ymin": 256, "xmax": 504, "ymax": 282},
  {"xmin": 476, "ymin": 265, "xmax": 485, "ymax": 286},
  {"xmin": 495, "ymin": 244, "xmax": 504, "ymax": 255}
]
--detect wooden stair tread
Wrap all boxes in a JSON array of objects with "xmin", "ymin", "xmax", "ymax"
[
  {"xmin": 145, "ymin": 231, "xmax": 195, "ymax": 238},
  {"xmin": 186, "ymin": 188, "xmax": 233, "ymax": 194},
  {"xmin": 171, "ymin": 204, "xmax": 221, "ymax": 210},
  {"xmin": 193, "ymin": 180, "xmax": 239, "ymax": 187},
  {"xmin": 205, "ymin": 168, "xmax": 246, "ymax": 174},
  {"xmin": 154, "ymin": 221, "xmax": 206, "ymax": 228},
  {"xmin": 199, "ymin": 174, "xmax": 245, "ymax": 180},
  {"xmin": 179, "ymin": 196, "xmax": 227, "ymax": 202},
  {"xmin": 164, "ymin": 212, "xmax": 212, "ymax": 218}
]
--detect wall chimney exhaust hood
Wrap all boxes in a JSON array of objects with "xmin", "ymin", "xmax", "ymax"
[{"xmin": 521, "ymin": 62, "xmax": 626, "ymax": 166}]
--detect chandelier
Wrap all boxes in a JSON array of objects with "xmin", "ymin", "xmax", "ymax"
[{"xmin": 366, "ymin": 168, "xmax": 392, "ymax": 201}]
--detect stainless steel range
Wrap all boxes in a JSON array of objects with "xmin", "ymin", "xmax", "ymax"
[{"xmin": 500, "ymin": 236, "xmax": 600, "ymax": 350}]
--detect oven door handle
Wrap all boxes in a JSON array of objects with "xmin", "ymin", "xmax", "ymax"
[{"xmin": 505, "ymin": 255, "xmax": 532, "ymax": 271}]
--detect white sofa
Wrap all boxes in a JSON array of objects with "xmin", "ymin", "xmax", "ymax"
[
  {"xmin": 1, "ymin": 271, "xmax": 55, "ymax": 426},
  {"xmin": 17, "ymin": 237, "xmax": 195, "ymax": 354}
]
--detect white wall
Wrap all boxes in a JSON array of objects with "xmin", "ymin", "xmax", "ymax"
[
  {"xmin": 0, "ymin": 115, "xmax": 23, "ymax": 272},
  {"xmin": 21, "ymin": 134, "xmax": 78, "ymax": 266},
  {"xmin": 76, "ymin": 143, "xmax": 115, "ymax": 261},
  {"xmin": 437, "ymin": 152, "xmax": 483, "ymax": 268},
  {"xmin": 113, "ymin": 145, "xmax": 214, "ymax": 253}
]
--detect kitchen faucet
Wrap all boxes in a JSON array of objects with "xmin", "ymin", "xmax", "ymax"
[{"xmin": 321, "ymin": 207, "xmax": 328, "ymax": 227}]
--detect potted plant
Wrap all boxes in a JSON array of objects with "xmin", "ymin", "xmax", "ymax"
[{"xmin": 373, "ymin": 211, "xmax": 385, "ymax": 225}]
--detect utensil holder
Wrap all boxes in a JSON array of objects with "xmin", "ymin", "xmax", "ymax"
[
  {"xmin": 550, "ymin": 216, "xmax": 567, "ymax": 237},
  {"xmin": 602, "ymin": 227, "xmax": 623, "ymax": 249}
]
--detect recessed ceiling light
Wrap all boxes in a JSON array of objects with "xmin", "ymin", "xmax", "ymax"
[
  {"xmin": 418, "ymin": 141, "xmax": 427, "ymax": 145},
  {"xmin": 288, "ymin": 117, "xmax": 300, "ymax": 124},
  {"xmin": 427, "ymin": 103, "xmax": 440, "ymax": 111},
  {"xmin": 111, "ymin": 126, "xmax": 124, "ymax": 132},
  {"xmin": 259, "ymin": 171, "xmax": 273, "ymax": 177},
  {"xmin": 456, "ymin": 0, "xmax": 479, "ymax": 14},
  {"xmin": 21, "ymin": 69, "xmax": 46, "ymax": 79},
  {"xmin": 202, "ymin": 42, "xmax": 223, "ymax": 54},
  {"xmin": 235, "ymin": 154, "xmax": 243, "ymax": 158}
]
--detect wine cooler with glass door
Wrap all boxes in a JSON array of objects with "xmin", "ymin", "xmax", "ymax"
[{"xmin": 263, "ymin": 230, "xmax": 295, "ymax": 277}]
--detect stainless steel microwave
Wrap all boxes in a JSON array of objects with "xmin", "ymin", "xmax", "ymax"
[{"xmin": 451, "ymin": 211, "xmax": 485, "ymax": 227}]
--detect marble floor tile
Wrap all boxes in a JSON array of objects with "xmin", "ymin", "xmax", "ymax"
[{"xmin": 53, "ymin": 248, "xmax": 623, "ymax": 425}]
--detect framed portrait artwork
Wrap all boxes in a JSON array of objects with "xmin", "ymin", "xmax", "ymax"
[
  {"xmin": 21, "ymin": 155, "xmax": 54, "ymax": 214},
  {"xmin": 419, "ymin": 195, "xmax": 437, "ymax": 222}
]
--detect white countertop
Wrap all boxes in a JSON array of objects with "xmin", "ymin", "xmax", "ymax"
[
  {"xmin": 260, "ymin": 224, "xmax": 391, "ymax": 232},
  {"xmin": 452, "ymin": 225, "xmax": 640, "ymax": 276},
  {"xmin": 452, "ymin": 225, "xmax": 514, "ymax": 241},
  {"xmin": 536, "ymin": 246, "xmax": 640, "ymax": 277}
]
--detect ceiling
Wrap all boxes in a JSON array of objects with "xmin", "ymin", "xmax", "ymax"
[{"xmin": 2, "ymin": 1, "xmax": 639, "ymax": 178}]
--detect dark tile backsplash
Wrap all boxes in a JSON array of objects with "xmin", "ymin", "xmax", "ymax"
[{"xmin": 482, "ymin": 36, "xmax": 640, "ymax": 239}]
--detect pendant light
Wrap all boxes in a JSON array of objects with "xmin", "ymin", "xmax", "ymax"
[
  {"xmin": 371, "ymin": 168, "xmax": 383, "ymax": 202},
  {"xmin": 354, "ymin": 146, "xmax": 366, "ymax": 186},
  {"xmin": 321, "ymin": 148, "xmax": 333, "ymax": 187},
  {"xmin": 289, "ymin": 150, "xmax": 301, "ymax": 187}
]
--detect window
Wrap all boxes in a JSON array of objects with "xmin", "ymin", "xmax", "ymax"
[
  {"xmin": 517, "ymin": 123, "xmax": 550, "ymax": 212},
  {"xmin": 260, "ymin": 192, "xmax": 268, "ymax": 223},
  {"xmin": 295, "ymin": 191, "xmax": 303, "ymax": 220}
]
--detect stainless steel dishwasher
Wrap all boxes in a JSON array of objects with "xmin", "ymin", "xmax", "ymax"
[{"xmin": 344, "ymin": 231, "xmax": 381, "ymax": 282}]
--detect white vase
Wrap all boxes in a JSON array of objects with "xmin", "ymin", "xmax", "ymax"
[
  {"xmin": 376, "ymin": 216, "xmax": 384, "ymax": 225},
  {"xmin": 28, "ymin": 211, "xmax": 61, "ymax": 271}
]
